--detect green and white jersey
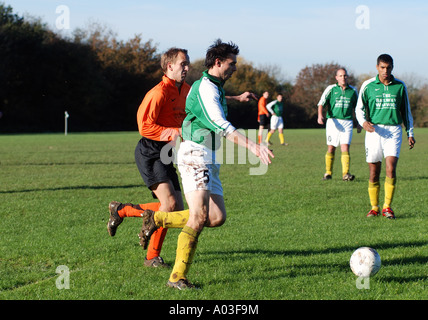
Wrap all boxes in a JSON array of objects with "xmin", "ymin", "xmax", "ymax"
[
  {"xmin": 318, "ymin": 84, "xmax": 358, "ymax": 120},
  {"xmin": 266, "ymin": 100, "xmax": 283, "ymax": 117},
  {"xmin": 182, "ymin": 70, "xmax": 236, "ymax": 150},
  {"xmin": 356, "ymin": 75, "xmax": 414, "ymax": 137}
]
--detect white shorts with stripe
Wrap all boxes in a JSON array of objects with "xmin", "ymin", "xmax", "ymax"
[
  {"xmin": 270, "ymin": 115, "xmax": 284, "ymax": 130},
  {"xmin": 365, "ymin": 124, "xmax": 402, "ymax": 163},
  {"xmin": 326, "ymin": 118, "xmax": 353, "ymax": 147},
  {"xmin": 177, "ymin": 140, "xmax": 223, "ymax": 196}
]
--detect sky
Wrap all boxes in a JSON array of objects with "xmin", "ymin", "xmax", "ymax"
[{"xmin": 4, "ymin": 0, "xmax": 428, "ymax": 84}]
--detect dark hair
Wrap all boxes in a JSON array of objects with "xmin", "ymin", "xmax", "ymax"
[
  {"xmin": 161, "ymin": 48, "xmax": 188, "ymax": 73},
  {"xmin": 377, "ymin": 54, "xmax": 393, "ymax": 66},
  {"xmin": 204, "ymin": 39, "xmax": 239, "ymax": 68}
]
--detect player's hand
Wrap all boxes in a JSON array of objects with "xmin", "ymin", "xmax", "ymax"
[
  {"xmin": 408, "ymin": 136, "xmax": 415, "ymax": 149},
  {"xmin": 238, "ymin": 92, "xmax": 258, "ymax": 102},
  {"xmin": 256, "ymin": 144, "xmax": 274, "ymax": 165},
  {"xmin": 362, "ymin": 121, "xmax": 375, "ymax": 133},
  {"xmin": 317, "ymin": 116, "xmax": 324, "ymax": 125}
]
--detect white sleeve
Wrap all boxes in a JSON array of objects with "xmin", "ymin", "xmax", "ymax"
[
  {"xmin": 317, "ymin": 84, "xmax": 335, "ymax": 106},
  {"xmin": 198, "ymin": 77, "xmax": 236, "ymax": 137},
  {"xmin": 266, "ymin": 100, "xmax": 276, "ymax": 114},
  {"xmin": 356, "ymin": 78, "xmax": 374, "ymax": 126}
]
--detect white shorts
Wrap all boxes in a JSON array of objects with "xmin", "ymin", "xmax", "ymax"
[
  {"xmin": 177, "ymin": 140, "xmax": 223, "ymax": 196},
  {"xmin": 365, "ymin": 124, "xmax": 402, "ymax": 163},
  {"xmin": 326, "ymin": 118, "xmax": 353, "ymax": 147},
  {"xmin": 270, "ymin": 115, "xmax": 284, "ymax": 130}
]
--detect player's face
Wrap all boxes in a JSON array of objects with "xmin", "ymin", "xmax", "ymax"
[
  {"xmin": 376, "ymin": 61, "xmax": 393, "ymax": 82},
  {"xmin": 335, "ymin": 69, "xmax": 348, "ymax": 87},
  {"xmin": 170, "ymin": 52, "xmax": 190, "ymax": 84},
  {"xmin": 218, "ymin": 54, "xmax": 237, "ymax": 81}
]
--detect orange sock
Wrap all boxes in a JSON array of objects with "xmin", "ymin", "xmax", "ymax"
[
  {"xmin": 146, "ymin": 227, "xmax": 168, "ymax": 260},
  {"xmin": 117, "ymin": 202, "xmax": 161, "ymax": 218},
  {"xmin": 116, "ymin": 202, "xmax": 167, "ymax": 261}
]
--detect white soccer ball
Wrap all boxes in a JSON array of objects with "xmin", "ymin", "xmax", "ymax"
[{"xmin": 350, "ymin": 247, "xmax": 381, "ymax": 277}]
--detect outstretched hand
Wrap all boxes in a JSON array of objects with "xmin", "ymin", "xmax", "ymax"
[{"xmin": 237, "ymin": 92, "xmax": 258, "ymax": 102}]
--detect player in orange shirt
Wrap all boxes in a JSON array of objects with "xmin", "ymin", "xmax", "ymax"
[
  {"xmin": 107, "ymin": 48, "xmax": 190, "ymax": 268},
  {"xmin": 257, "ymin": 91, "xmax": 270, "ymax": 144}
]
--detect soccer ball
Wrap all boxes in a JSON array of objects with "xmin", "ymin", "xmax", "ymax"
[{"xmin": 350, "ymin": 247, "xmax": 381, "ymax": 277}]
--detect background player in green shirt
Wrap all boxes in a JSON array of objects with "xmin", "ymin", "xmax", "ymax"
[
  {"xmin": 317, "ymin": 68, "xmax": 360, "ymax": 181},
  {"xmin": 356, "ymin": 54, "xmax": 415, "ymax": 219},
  {"xmin": 266, "ymin": 94, "xmax": 287, "ymax": 146}
]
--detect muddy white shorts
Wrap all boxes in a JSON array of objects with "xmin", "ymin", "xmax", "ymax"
[
  {"xmin": 177, "ymin": 140, "xmax": 223, "ymax": 196},
  {"xmin": 270, "ymin": 115, "xmax": 284, "ymax": 130},
  {"xmin": 365, "ymin": 124, "xmax": 402, "ymax": 163},
  {"xmin": 326, "ymin": 118, "xmax": 353, "ymax": 147}
]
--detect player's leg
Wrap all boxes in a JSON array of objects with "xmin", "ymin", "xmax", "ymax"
[
  {"xmin": 266, "ymin": 116, "xmax": 277, "ymax": 145},
  {"xmin": 368, "ymin": 161, "xmax": 382, "ymax": 215},
  {"xmin": 324, "ymin": 145, "xmax": 335, "ymax": 180},
  {"xmin": 258, "ymin": 124, "xmax": 264, "ymax": 144},
  {"xmin": 324, "ymin": 119, "xmax": 339, "ymax": 180},
  {"xmin": 278, "ymin": 125, "xmax": 287, "ymax": 146},
  {"xmin": 340, "ymin": 120, "xmax": 354, "ymax": 181},
  {"xmin": 381, "ymin": 125, "xmax": 402, "ymax": 219},
  {"xmin": 167, "ymin": 189, "xmax": 208, "ymax": 289},
  {"xmin": 340, "ymin": 143, "xmax": 354, "ymax": 181},
  {"xmin": 382, "ymin": 156, "xmax": 398, "ymax": 219},
  {"xmin": 144, "ymin": 181, "xmax": 184, "ymax": 266},
  {"xmin": 266, "ymin": 129, "xmax": 274, "ymax": 145}
]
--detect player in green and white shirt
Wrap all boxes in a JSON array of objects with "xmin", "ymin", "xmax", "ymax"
[
  {"xmin": 155, "ymin": 40, "xmax": 273, "ymax": 290},
  {"xmin": 265, "ymin": 94, "xmax": 287, "ymax": 146},
  {"xmin": 356, "ymin": 54, "xmax": 415, "ymax": 219},
  {"xmin": 317, "ymin": 68, "xmax": 360, "ymax": 181}
]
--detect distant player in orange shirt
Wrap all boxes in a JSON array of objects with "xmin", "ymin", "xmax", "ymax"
[
  {"xmin": 107, "ymin": 48, "xmax": 191, "ymax": 268},
  {"xmin": 257, "ymin": 91, "xmax": 270, "ymax": 144}
]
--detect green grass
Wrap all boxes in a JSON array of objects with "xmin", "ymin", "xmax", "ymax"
[{"xmin": 0, "ymin": 129, "xmax": 427, "ymax": 300}]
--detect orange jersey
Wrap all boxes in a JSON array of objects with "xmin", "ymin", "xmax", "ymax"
[
  {"xmin": 258, "ymin": 96, "xmax": 269, "ymax": 121},
  {"xmin": 137, "ymin": 75, "xmax": 190, "ymax": 141}
]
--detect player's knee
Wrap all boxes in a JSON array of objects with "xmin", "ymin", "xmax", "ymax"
[
  {"xmin": 206, "ymin": 212, "xmax": 226, "ymax": 228},
  {"xmin": 191, "ymin": 208, "xmax": 209, "ymax": 230},
  {"xmin": 160, "ymin": 196, "xmax": 180, "ymax": 212}
]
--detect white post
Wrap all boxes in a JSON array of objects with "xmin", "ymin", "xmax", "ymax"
[{"xmin": 64, "ymin": 111, "xmax": 69, "ymax": 135}]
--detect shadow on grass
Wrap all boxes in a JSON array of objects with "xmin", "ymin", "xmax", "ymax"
[
  {"xmin": 0, "ymin": 184, "xmax": 142, "ymax": 194},
  {"xmin": 198, "ymin": 240, "xmax": 428, "ymax": 282}
]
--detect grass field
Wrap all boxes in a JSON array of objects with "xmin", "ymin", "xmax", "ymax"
[{"xmin": 0, "ymin": 128, "xmax": 427, "ymax": 302}]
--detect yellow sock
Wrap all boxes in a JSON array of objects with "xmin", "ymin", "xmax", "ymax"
[
  {"xmin": 266, "ymin": 132, "xmax": 272, "ymax": 143},
  {"xmin": 341, "ymin": 151, "xmax": 350, "ymax": 176},
  {"xmin": 279, "ymin": 133, "xmax": 284, "ymax": 144},
  {"xmin": 383, "ymin": 177, "xmax": 396, "ymax": 209},
  {"xmin": 325, "ymin": 152, "xmax": 334, "ymax": 175},
  {"xmin": 169, "ymin": 226, "xmax": 199, "ymax": 283},
  {"xmin": 154, "ymin": 209, "xmax": 190, "ymax": 228},
  {"xmin": 368, "ymin": 181, "xmax": 380, "ymax": 211}
]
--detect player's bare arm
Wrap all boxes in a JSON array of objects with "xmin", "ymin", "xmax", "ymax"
[
  {"xmin": 226, "ymin": 130, "xmax": 274, "ymax": 165},
  {"xmin": 226, "ymin": 92, "xmax": 258, "ymax": 102},
  {"xmin": 317, "ymin": 105, "xmax": 325, "ymax": 125}
]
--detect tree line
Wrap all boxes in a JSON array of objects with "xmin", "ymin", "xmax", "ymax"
[{"xmin": 0, "ymin": 3, "xmax": 426, "ymax": 133}]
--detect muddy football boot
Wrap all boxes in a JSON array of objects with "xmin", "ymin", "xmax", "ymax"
[
  {"xmin": 107, "ymin": 201, "xmax": 123, "ymax": 236},
  {"xmin": 138, "ymin": 209, "xmax": 158, "ymax": 249}
]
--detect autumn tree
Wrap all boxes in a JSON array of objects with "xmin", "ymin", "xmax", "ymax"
[{"xmin": 290, "ymin": 63, "xmax": 357, "ymax": 124}]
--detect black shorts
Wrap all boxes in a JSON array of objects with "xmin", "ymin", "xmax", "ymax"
[
  {"xmin": 135, "ymin": 137, "xmax": 181, "ymax": 192},
  {"xmin": 259, "ymin": 114, "xmax": 269, "ymax": 126}
]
